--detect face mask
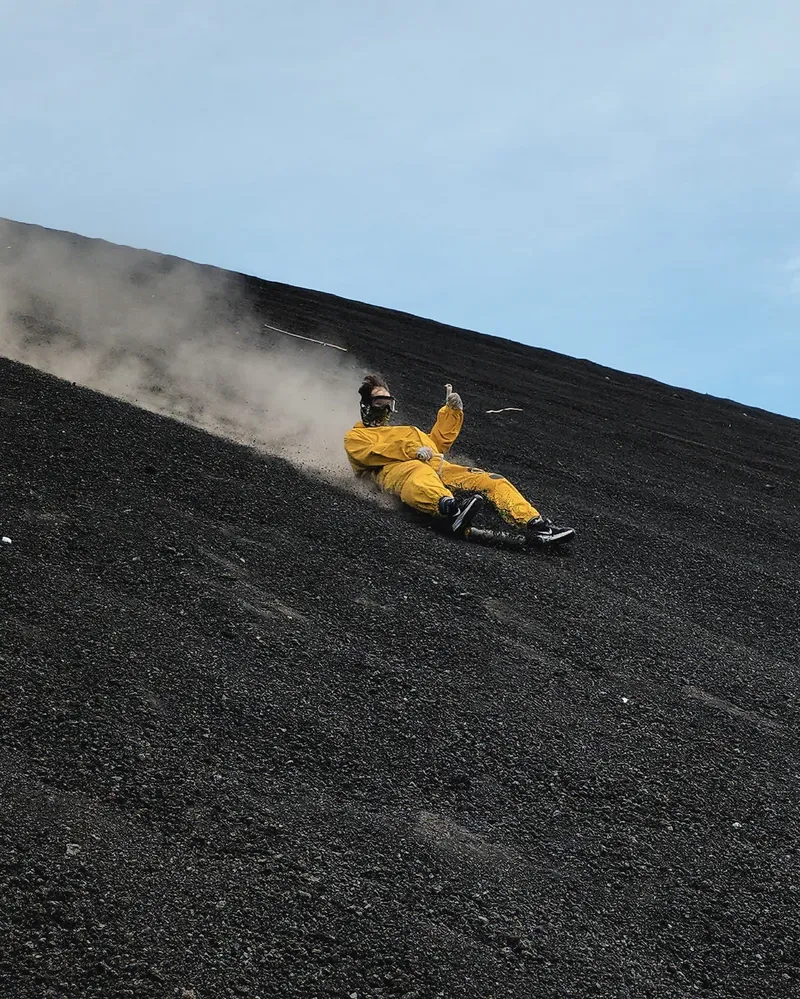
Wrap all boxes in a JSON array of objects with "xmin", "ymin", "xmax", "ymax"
[{"xmin": 360, "ymin": 393, "xmax": 396, "ymax": 426}]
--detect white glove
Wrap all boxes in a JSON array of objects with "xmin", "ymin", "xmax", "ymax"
[
  {"xmin": 444, "ymin": 382, "xmax": 463, "ymax": 410},
  {"xmin": 416, "ymin": 446, "xmax": 434, "ymax": 462}
]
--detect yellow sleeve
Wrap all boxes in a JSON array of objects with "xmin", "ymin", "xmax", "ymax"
[
  {"xmin": 344, "ymin": 426, "xmax": 432, "ymax": 471},
  {"xmin": 428, "ymin": 405, "xmax": 463, "ymax": 454}
]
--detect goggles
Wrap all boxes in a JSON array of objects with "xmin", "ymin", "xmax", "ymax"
[{"xmin": 370, "ymin": 394, "xmax": 396, "ymax": 411}]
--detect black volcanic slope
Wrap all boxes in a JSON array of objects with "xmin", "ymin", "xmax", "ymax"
[{"xmin": 2, "ymin": 223, "xmax": 800, "ymax": 999}]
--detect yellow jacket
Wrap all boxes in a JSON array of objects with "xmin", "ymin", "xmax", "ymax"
[{"xmin": 344, "ymin": 404, "xmax": 464, "ymax": 475}]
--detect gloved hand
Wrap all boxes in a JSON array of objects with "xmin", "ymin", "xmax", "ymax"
[
  {"xmin": 416, "ymin": 445, "xmax": 434, "ymax": 462},
  {"xmin": 444, "ymin": 382, "xmax": 463, "ymax": 410}
]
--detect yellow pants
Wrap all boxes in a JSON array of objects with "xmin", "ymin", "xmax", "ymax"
[{"xmin": 376, "ymin": 458, "xmax": 540, "ymax": 527}]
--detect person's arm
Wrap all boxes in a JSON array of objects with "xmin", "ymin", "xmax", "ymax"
[
  {"xmin": 344, "ymin": 426, "xmax": 432, "ymax": 470},
  {"xmin": 429, "ymin": 383, "xmax": 464, "ymax": 454}
]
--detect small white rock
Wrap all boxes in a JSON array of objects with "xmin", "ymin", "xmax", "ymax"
[
  {"xmin": 733, "ymin": 821, "xmax": 742, "ymax": 829},
  {"xmin": 1, "ymin": 537, "xmax": 11, "ymax": 544},
  {"xmin": 621, "ymin": 696, "xmax": 629, "ymax": 704},
  {"xmin": 65, "ymin": 843, "xmax": 80, "ymax": 856}
]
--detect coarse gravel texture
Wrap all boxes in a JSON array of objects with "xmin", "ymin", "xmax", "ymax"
[{"xmin": 2, "ymin": 221, "xmax": 800, "ymax": 999}]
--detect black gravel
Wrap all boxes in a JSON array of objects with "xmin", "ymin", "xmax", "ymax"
[{"xmin": 2, "ymin": 222, "xmax": 800, "ymax": 998}]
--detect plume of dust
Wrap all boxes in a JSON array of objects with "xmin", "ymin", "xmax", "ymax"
[{"xmin": 0, "ymin": 221, "xmax": 371, "ymax": 488}]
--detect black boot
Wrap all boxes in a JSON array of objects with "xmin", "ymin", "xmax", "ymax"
[
  {"xmin": 439, "ymin": 494, "xmax": 483, "ymax": 537},
  {"xmin": 527, "ymin": 515, "xmax": 575, "ymax": 546}
]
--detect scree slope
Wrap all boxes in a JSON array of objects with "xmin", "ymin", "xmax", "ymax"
[{"xmin": 2, "ymin": 220, "xmax": 799, "ymax": 999}]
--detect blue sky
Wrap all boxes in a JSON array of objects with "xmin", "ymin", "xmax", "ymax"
[{"xmin": 3, "ymin": 1, "xmax": 800, "ymax": 419}]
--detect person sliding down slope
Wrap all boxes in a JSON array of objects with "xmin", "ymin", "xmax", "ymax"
[{"xmin": 343, "ymin": 374, "xmax": 575, "ymax": 545}]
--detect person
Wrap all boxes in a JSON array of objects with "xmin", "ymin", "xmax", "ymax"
[{"xmin": 343, "ymin": 373, "xmax": 575, "ymax": 544}]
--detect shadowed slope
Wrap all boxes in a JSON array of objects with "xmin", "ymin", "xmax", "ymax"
[{"xmin": 1, "ymin": 221, "xmax": 799, "ymax": 998}]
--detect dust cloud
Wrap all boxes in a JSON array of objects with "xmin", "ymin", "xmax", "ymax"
[{"xmin": 0, "ymin": 221, "xmax": 367, "ymax": 483}]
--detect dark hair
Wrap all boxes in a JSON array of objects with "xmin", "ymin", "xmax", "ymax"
[{"xmin": 358, "ymin": 373, "xmax": 390, "ymax": 403}]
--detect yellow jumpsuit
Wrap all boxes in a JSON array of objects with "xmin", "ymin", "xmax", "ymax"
[{"xmin": 344, "ymin": 404, "xmax": 541, "ymax": 527}]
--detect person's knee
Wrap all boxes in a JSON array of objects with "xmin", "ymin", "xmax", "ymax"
[{"xmin": 467, "ymin": 470, "xmax": 506, "ymax": 493}]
